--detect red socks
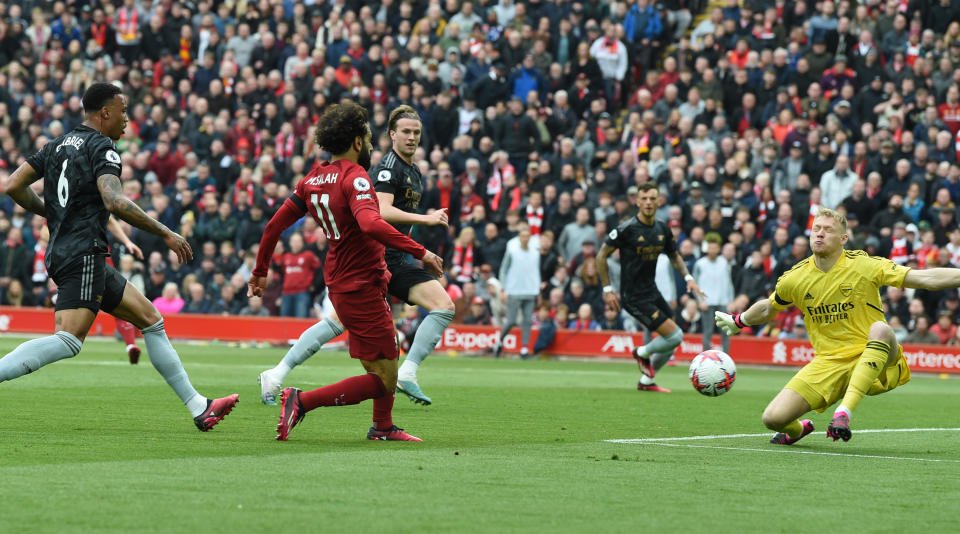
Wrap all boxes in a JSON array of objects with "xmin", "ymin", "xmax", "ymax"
[
  {"xmin": 299, "ymin": 373, "xmax": 388, "ymax": 412},
  {"xmin": 373, "ymin": 392, "xmax": 395, "ymax": 430},
  {"xmin": 116, "ymin": 319, "xmax": 137, "ymax": 346}
]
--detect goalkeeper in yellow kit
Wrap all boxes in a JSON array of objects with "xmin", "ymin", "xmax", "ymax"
[{"xmin": 716, "ymin": 209, "xmax": 958, "ymax": 444}]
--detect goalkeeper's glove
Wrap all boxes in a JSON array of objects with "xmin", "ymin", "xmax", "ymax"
[{"xmin": 714, "ymin": 311, "xmax": 748, "ymax": 335}]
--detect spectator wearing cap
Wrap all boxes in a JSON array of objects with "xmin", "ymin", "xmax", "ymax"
[
  {"xmin": 780, "ymin": 111, "xmax": 810, "ymax": 156},
  {"xmin": 803, "ymin": 136, "xmax": 837, "ymax": 184},
  {"xmin": 772, "ymin": 138, "xmax": 805, "ymax": 194},
  {"xmin": 805, "ymin": 38, "xmax": 834, "ymax": 79},
  {"xmin": 472, "ymin": 62, "xmax": 511, "ymax": 110},
  {"xmin": 462, "ymin": 296, "xmax": 492, "ymax": 326}
]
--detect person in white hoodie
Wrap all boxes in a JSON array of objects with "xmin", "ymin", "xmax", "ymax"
[
  {"xmin": 589, "ymin": 25, "xmax": 628, "ymax": 107},
  {"xmin": 494, "ymin": 222, "xmax": 542, "ymax": 357},
  {"xmin": 819, "ymin": 154, "xmax": 858, "ymax": 209}
]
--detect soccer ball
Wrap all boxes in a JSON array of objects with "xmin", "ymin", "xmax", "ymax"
[{"xmin": 689, "ymin": 350, "xmax": 737, "ymax": 397}]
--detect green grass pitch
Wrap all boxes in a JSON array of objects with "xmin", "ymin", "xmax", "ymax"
[{"xmin": 0, "ymin": 335, "xmax": 957, "ymax": 533}]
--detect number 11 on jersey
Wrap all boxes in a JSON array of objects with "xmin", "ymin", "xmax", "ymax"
[{"xmin": 311, "ymin": 193, "xmax": 340, "ymax": 239}]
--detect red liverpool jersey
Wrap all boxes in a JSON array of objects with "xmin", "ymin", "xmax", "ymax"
[
  {"xmin": 254, "ymin": 159, "xmax": 428, "ymax": 295},
  {"xmin": 292, "ymin": 160, "xmax": 426, "ymax": 293}
]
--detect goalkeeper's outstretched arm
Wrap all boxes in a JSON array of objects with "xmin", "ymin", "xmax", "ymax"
[
  {"xmin": 715, "ymin": 298, "xmax": 781, "ymax": 335},
  {"xmin": 903, "ymin": 268, "xmax": 960, "ymax": 290},
  {"xmin": 740, "ymin": 298, "xmax": 780, "ymax": 326}
]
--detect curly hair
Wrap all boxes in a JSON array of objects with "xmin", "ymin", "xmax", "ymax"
[
  {"xmin": 82, "ymin": 82, "xmax": 122, "ymax": 114},
  {"xmin": 313, "ymin": 101, "xmax": 369, "ymax": 155},
  {"xmin": 388, "ymin": 104, "xmax": 421, "ymax": 133}
]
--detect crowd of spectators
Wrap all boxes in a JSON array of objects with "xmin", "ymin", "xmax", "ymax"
[{"xmin": 1, "ymin": 0, "xmax": 960, "ymax": 348}]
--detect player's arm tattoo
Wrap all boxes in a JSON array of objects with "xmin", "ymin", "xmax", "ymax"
[
  {"xmin": 5, "ymin": 163, "xmax": 45, "ymax": 216},
  {"xmin": 596, "ymin": 244, "xmax": 615, "ymax": 287},
  {"xmin": 669, "ymin": 251, "xmax": 690, "ymax": 279},
  {"xmin": 97, "ymin": 173, "xmax": 170, "ymax": 237}
]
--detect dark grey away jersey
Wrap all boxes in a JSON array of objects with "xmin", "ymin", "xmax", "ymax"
[
  {"xmin": 605, "ymin": 217, "xmax": 677, "ymax": 298},
  {"xmin": 371, "ymin": 149, "xmax": 423, "ymax": 265},
  {"xmin": 26, "ymin": 125, "xmax": 120, "ymax": 275}
]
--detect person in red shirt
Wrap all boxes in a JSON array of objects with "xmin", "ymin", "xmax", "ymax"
[
  {"xmin": 273, "ymin": 232, "xmax": 320, "ymax": 318},
  {"xmin": 938, "ymin": 85, "xmax": 960, "ymax": 136},
  {"xmin": 249, "ymin": 102, "xmax": 443, "ymax": 442}
]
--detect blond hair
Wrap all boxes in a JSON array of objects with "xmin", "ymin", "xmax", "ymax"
[{"xmin": 815, "ymin": 208, "xmax": 848, "ymax": 233}]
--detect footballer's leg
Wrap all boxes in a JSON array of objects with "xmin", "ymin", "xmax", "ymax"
[
  {"xmin": 115, "ymin": 318, "xmax": 140, "ymax": 364},
  {"xmin": 763, "ymin": 388, "xmax": 816, "ymax": 445},
  {"xmin": 363, "ymin": 357, "xmax": 421, "ymax": 441},
  {"xmin": 632, "ymin": 297, "xmax": 683, "ymax": 392},
  {"xmin": 396, "ymin": 275, "xmax": 455, "ymax": 405},
  {"xmin": 830, "ymin": 322, "xmax": 900, "ymax": 442},
  {"xmin": 278, "ymin": 290, "xmax": 420, "ymax": 441},
  {"xmin": 0, "ymin": 257, "xmax": 102, "ymax": 383},
  {"xmin": 494, "ymin": 295, "xmax": 521, "ymax": 359},
  {"xmin": 108, "ymin": 273, "xmax": 238, "ymax": 431},
  {"xmin": 0, "ymin": 308, "xmax": 90, "ymax": 383},
  {"xmin": 259, "ymin": 311, "xmax": 345, "ymax": 405}
]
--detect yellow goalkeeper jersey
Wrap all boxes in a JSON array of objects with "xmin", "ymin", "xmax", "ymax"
[{"xmin": 770, "ymin": 250, "xmax": 911, "ymax": 360}]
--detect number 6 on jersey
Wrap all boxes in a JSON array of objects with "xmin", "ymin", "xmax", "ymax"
[{"xmin": 57, "ymin": 159, "xmax": 69, "ymax": 207}]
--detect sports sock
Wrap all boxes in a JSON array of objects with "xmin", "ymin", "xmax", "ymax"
[
  {"xmin": 373, "ymin": 389, "xmax": 395, "ymax": 430},
  {"xmin": 299, "ymin": 373, "xmax": 387, "ymax": 412},
  {"xmin": 839, "ymin": 340, "xmax": 889, "ymax": 414},
  {"xmin": 271, "ymin": 317, "xmax": 344, "ymax": 382},
  {"xmin": 0, "ymin": 331, "xmax": 82, "ymax": 382},
  {"xmin": 398, "ymin": 309, "xmax": 454, "ymax": 380},
  {"xmin": 639, "ymin": 351, "xmax": 674, "ymax": 385},
  {"xmin": 635, "ymin": 329, "xmax": 683, "ymax": 358},
  {"xmin": 116, "ymin": 319, "xmax": 137, "ymax": 347},
  {"xmin": 782, "ymin": 419, "xmax": 804, "ymax": 439},
  {"xmin": 650, "ymin": 350, "xmax": 674, "ymax": 372},
  {"xmin": 141, "ymin": 319, "xmax": 207, "ymax": 416}
]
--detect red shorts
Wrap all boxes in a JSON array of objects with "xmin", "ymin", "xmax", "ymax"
[{"xmin": 330, "ymin": 288, "xmax": 398, "ymax": 361}]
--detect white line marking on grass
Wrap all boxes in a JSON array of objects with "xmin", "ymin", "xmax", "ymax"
[
  {"xmin": 606, "ymin": 428, "xmax": 960, "ymax": 463},
  {"xmin": 639, "ymin": 442, "xmax": 960, "ymax": 463},
  {"xmin": 605, "ymin": 428, "xmax": 960, "ymax": 443}
]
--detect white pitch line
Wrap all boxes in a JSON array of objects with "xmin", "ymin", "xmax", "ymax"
[
  {"xmin": 605, "ymin": 427, "xmax": 960, "ymax": 443},
  {"xmin": 638, "ymin": 442, "xmax": 960, "ymax": 463}
]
